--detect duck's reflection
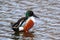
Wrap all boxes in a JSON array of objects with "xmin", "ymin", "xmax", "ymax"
[
  {"xmin": 22, "ymin": 31, "xmax": 34, "ymax": 40},
  {"xmin": 12, "ymin": 31, "xmax": 34, "ymax": 40},
  {"xmin": 12, "ymin": 31, "xmax": 20, "ymax": 40}
]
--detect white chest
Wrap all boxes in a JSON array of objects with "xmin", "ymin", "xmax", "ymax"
[{"xmin": 26, "ymin": 16, "xmax": 35, "ymax": 23}]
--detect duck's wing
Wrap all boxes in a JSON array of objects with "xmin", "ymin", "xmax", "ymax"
[{"xmin": 12, "ymin": 17, "xmax": 27, "ymax": 28}]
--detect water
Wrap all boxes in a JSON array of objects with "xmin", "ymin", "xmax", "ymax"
[{"xmin": 0, "ymin": 0, "xmax": 60, "ymax": 40}]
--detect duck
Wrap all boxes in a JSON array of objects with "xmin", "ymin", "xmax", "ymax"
[{"xmin": 11, "ymin": 10, "xmax": 39, "ymax": 32}]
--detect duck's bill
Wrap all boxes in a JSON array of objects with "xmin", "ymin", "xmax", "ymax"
[{"xmin": 33, "ymin": 14, "xmax": 39, "ymax": 18}]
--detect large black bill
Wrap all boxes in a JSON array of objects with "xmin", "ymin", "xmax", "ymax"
[{"xmin": 33, "ymin": 14, "xmax": 39, "ymax": 18}]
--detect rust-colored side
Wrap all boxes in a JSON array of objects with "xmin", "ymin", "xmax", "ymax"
[{"xmin": 24, "ymin": 19, "xmax": 34, "ymax": 32}]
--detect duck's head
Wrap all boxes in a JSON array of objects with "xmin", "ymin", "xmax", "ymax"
[{"xmin": 25, "ymin": 10, "xmax": 39, "ymax": 18}]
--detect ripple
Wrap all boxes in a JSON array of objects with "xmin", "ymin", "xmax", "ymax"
[{"xmin": 0, "ymin": 0, "xmax": 60, "ymax": 40}]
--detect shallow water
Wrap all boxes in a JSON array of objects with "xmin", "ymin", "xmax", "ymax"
[{"xmin": 0, "ymin": 0, "xmax": 60, "ymax": 40}]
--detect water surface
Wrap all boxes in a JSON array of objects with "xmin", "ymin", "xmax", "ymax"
[{"xmin": 0, "ymin": 0, "xmax": 60, "ymax": 40}]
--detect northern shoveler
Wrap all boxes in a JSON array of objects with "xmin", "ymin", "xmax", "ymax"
[{"xmin": 11, "ymin": 10, "xmax": 39, "ymax": 32}]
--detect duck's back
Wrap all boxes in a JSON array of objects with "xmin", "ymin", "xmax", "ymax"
[{"xmin": 12, "ymin": 17, "xmax": 27, "ymax": 32}]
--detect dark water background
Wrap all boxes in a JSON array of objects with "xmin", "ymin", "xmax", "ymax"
[{"xmin": 0, "ymin": 0, "xmax": 60, "ymax": 40}]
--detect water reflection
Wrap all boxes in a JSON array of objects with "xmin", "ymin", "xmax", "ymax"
[{"xmin": 12, "ymin": 31, "xmax": 34, "ymax": 40}]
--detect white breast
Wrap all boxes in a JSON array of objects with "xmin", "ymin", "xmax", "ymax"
[{"xmin": 26, "ymin": 16, "xmax": 35, "ymax": 23}]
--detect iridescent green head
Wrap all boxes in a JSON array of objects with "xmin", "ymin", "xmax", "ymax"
[{"xmin": 25, "ymin": 10, "xmax": 39, "ymax": 18}]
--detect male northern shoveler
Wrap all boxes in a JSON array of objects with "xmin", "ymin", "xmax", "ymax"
[{"xmin": 11, "ymin": 10, "xmax": 39, "ymax": 32}]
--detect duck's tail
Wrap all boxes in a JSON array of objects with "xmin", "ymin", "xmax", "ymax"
[{"xmin": 10, "ymin": 22, "xmax": 15, "ymax": 26}]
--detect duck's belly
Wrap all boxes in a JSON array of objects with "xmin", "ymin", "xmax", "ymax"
[
  {"xmin": 19, "ymin": 17, "xmax": 35, "ymax": 32},
  {"xmin": 24, "ymin": 19, "xmax": 34, "ymax": 32},
  {"xmin": 19, "ymin": 19, "xmax": 34, "ymax": 32}
]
